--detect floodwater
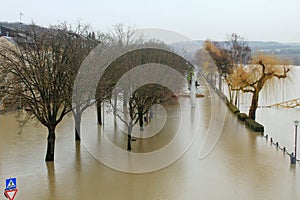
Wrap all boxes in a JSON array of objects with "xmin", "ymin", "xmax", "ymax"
[
  {"xmin": 237, "ymin": 66, "xmax": 300, "ymax": 155},
  {"xmin": 0, "ymin": 76, "xmax": 300, "ymax": 200}
]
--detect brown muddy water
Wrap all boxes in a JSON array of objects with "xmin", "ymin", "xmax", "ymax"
[{"xmin": 0, "ymin": 77, "xmax": 300, "ymax": 200}]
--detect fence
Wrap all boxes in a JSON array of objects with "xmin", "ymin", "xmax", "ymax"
[{"xmin": 261, "ymin": 132, "xmax": 300, "ymax": 162}]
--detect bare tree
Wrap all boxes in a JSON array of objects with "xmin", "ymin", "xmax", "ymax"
[
  {"xmin": 113, "ymin": 83, "xmax": 173, "ymax": 150},
  {"xmin": 0, "ymin": 24, "xmax": 89, "ymax": 161},
  {"xmin": 105, "ymin": 48, "xmax": 190, "ymax": 150},
  {"xmin": 94, "ymin": 24, "xmax": 144, "ymax": 125},
  {"xmin": 58, "ymin": 23, "xmax": 100, "ymax": 141},
  {"xmin": 226, "ymin": 33, "xmax": 251, "ymax": 66},
  {"xmin": 92, "ymin": 24, "xmax": 191, "ymax": 150}
]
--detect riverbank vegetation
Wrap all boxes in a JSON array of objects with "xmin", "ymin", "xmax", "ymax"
[
  {"xmin": 196, "ymin": 34, "xmax": 290, "ymax": 120},
  {"xmin": 0, "ymin": 22, "xmax": 189, "ymax": 161}
]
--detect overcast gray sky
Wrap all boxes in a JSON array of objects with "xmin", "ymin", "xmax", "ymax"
[{"xmin": 1, "ymin": 0, "xmax": 299, "ymax": 43}]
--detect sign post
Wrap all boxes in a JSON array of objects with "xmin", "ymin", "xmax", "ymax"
[
  {"xmin": 4, "ymin": 177, "xmax": 18, "ymax": 200},
  {"xmin": 4, "ymin": 189, "xmax": 18, "ymax": 200}
]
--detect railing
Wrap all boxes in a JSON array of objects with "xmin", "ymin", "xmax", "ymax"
[
  {"xmin": 203, "ymin": 74, "xmax": 300, "ymax": 164},
  {"xmin": 261, "ymin": 132, "xmax": 300, "ymax": 162},
  {"xmin": 266, "ymin": 98, "xmax": 300, "ymax": 108}
]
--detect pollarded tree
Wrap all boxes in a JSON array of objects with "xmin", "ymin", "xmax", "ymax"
[
  {"xmin": 0, "ymin": 24, "xmax": 84, "ymax": 161},
  {"xmin": 227, "ymin": 53, "xmax": 290, "ymax": 120}
]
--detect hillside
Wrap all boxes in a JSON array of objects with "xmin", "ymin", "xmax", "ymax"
[
  {"xmin": 171, "ymin": 40, "xmax": 300, "ymax": 65},
  {"xmin": 1, "ymin": 21, "xmax": 300, "ymax": 65}
]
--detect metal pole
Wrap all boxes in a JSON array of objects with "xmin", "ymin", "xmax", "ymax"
[
  {"xmin": 295, "ymin": 125, "xmax": 298, "ymax": 160},
  {"xmin": 102, "ymin": 100, "xmax": 105, "ymax": 129}
]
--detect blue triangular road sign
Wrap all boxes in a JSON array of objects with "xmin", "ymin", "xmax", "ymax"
[{"xmin": 5, "ymin": 178, "xmax": 17, "ymax": 190}]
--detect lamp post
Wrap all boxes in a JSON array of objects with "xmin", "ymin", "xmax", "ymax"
[{"xmin": 291, "ymin": 120, "xmax": 299, "ymax": 164}]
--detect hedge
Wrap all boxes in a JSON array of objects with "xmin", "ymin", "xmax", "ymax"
[
  {"xmin": 226, "ymin": 102, "xmax": 240, "ymax": 114},
  {"xmin": 237, "ymin": 113, "xmax": 248, "ymax": 122},
  {"xmin": 218, "ymin": 91, "xmax": 227, "ymax": 101},
  {"xmin": 245, "ymin": 118, "xmax": 264, "ymax": 132}
]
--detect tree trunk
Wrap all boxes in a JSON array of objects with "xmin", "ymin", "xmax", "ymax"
[
  {"xmin": 75, "ymin": 113, "xmax": 81, "ymax": 141},
  {"xmin": 249, "ymin": 90, "xmax": 259, "ymax": 120},
  {"xmin": 97, "ymin": 100, "xmax": 102, "ymax": 125},
  {"xmin": 234, "ymin": 91, "xmax": 238, "ymax": 107},
  {"xmin": 45, "ymin": 127, "xmax": 56, "ymax": 162},
  {"xmin": 139, "ymin": 111, "xmax": 144, "ymax": 131},
  {"xmin": 227, "ymin": 84, "xmax": 233, "ymax": 103},
  {"xmin": 218, "ymin": 73, "xmax": 222, "ymax": 92},
  {"xmin": 123, "ymin": 90, "xmax": 128, "ymax": 107},
  {"xmin": 113, "ymin": 94, "xmax": 117, "ymax": 115},
  {"xmin": 214, "ymin": 73, "xmax": 217, "ymax": 89},
  {"xmin": 127, "ymin": 122, "xmax": 132, "ymax": 151}
]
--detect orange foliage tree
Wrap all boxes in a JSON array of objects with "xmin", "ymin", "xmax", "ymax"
[{"xmin": 227, "ymin": 53, "xmax": 290, "ymax": 120}]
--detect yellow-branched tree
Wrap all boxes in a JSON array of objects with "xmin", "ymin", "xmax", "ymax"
[{"xmin": 227, "ymin": 53, "xmax": 290, "ymax": 120}]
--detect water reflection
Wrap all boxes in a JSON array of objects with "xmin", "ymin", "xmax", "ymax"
[
  {"xmin": 46, "ymin": 162, "xmax": 56, "ymax": 199},
  {"xmin": 238, "ymin": 67, "xmax": 300, "ymax": 153}
]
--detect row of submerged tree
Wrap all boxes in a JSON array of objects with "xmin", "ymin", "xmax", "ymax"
[
  {"xmin": 1, "ymin": 24, "xmax": 289, "ymax": 162},
  {"xmin": 195, "ymin": 33, "xmax": 290, "ymax": 120},
  {"xmin": 0, "ymin": 23, "xmax": 191, "ymax": 161},
  {"xmin": 0, "ymin": 22, "xmax": 102, "ymax": 161}
]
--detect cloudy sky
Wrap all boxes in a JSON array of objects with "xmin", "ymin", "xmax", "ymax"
[{"xmin": 1, "ymin": 0, "xmax": 299, "ymax": 42}]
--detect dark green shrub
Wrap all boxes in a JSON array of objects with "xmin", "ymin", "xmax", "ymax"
[
  {"xmin": 237, "ymin": 113, "xmax": 248, "ymax": 122},
  {"xmin": 245, "ymin": 118, "xmax": 264, "ymax": 132},
  {"xmin": 226, "ymin": 102, "xmax": 240, "ymax": 114},
  {"xmin": 218, "ymin": 92, "xmax": 227, "ymax": 101}
]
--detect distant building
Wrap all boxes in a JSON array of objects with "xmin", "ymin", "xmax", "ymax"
[
  {"xmin": 0, "ymin": 26, "xmax": 18, "ymax": 37},
  {"xmin": 0, "ymin": 36, "xmax": 17, "ymax": 110}
]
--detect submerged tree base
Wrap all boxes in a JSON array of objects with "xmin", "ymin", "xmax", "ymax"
[{"xmin": 45, "ymin": 156, "xmax": 54, "ymax": 162}]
